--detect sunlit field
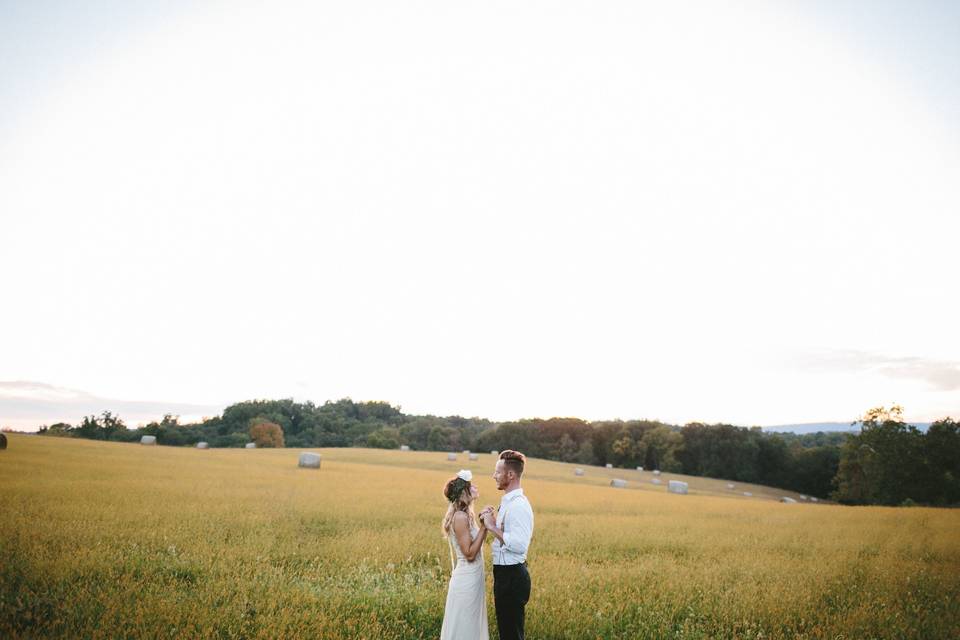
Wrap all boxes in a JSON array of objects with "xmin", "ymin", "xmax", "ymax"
[{"xmin": 1, "ymin": 434, "xmax": 958, "ymax": 639}]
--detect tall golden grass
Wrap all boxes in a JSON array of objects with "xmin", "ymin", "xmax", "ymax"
[{"xmin": 1, "ymin": 434, "xmax": 957, "ymax": 639}]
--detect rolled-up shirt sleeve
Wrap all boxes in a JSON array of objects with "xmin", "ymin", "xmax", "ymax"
[{"xmin": 501, "ymin": 500, "xmax": 534, "ymax": 557}]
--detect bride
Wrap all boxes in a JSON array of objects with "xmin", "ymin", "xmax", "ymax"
[{"xmin": 440, "ymin": 469, "xmax": 489, "ymax": 640}]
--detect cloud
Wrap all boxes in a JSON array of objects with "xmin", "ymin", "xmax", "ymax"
[
  {"xmin": 0, "ymin": 381, "xmax": 225, "ymax": 430},
  {"xmin": 794, "ymin": 350, "xmax": 960, "ymax": 391}
]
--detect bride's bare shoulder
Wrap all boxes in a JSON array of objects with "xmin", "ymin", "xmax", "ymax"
[{"xmin": 451, "ymin": 511, "xmax": 470, "ymax": 529}]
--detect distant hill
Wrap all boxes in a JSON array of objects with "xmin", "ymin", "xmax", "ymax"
[{"xmin": 763, "ymin": 422, "xmax": 932, "ymax": 434}]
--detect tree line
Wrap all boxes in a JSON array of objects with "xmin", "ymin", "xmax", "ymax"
[
  {"xmin": 832, "ymin": 406, "xmax": 959, "ymax": 506},
  {"xmin": 36, "ymin": 399, "xmax": 958, "ymax": 506}
]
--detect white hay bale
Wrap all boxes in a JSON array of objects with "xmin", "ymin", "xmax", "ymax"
[
  {"xmin": 651, "ymin": 478, "xmax": 662, "ymax": 485},
  {"xmin": 447, "ymin": 453, "xmax": 457, "ymax": 461},
  {"xmin": 469, "ymin": 453, "xmax": 479, "ymax": 461},
  {"xmin": 140, "ymin": 435, "xmax": 156, "ymax": 446},
  {"xmin": 490, "ymin": 450, "xmax": 498, "ymax": 455},
  {"xmin": 400, "ymin": 445, "xmax": 410, "ymax": 451},
  {"xmin": 726, "ymin": 483, "xmax": 735, "ymax": 490},
  {"xmin": 610, "ymin": 478, "xmax": 628, "ymax": 488},
  {"xmin": 653, "ymin": 470, "xmax": 661, "ymax": 475},
  {"xmin": 298, "ymin": 452, "xmax": 321, "ymax": 469},
  {"xmin": 196, "ymin": 442, "xmax": 209, "ymax": 449},
  {"xmin": 799, "ymin": 495, "xmax": 808, "ymax": 500},
  {"xmin": 605, "ymin": 463, "xmax": 613, "ymax": 469},
  {"xmin": 743, "ymin": 491, "xmax": 753, "ymax": 497},
  {"xmin": 245, "ymin": 442, "xmax": 256, "ymax": 449},
  {"xmin": 780, "ymin": 497, "xmax": 797, "ymax": 504},
  {"xmin": 636, "ymin": 466, "xmax": 643, "ymax": 471},
  {"xmin": 668, "ymin": 480, "xmax": 688, "ymax": 495},
  {"xmin": 810, "ymin": 497, "xmax": 819, "ymax": 503},
  {"xmin": 462, "ymin": 450, "xmax": 470, "ymax": 455},
  {"xmin": 574, "ymin": 468, "xmax": 585, "ymax": 476}
]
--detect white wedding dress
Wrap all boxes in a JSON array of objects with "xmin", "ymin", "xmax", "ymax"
[{"xmin": 440, "ymin": 522, "xmax": 489, "ymax": 640}]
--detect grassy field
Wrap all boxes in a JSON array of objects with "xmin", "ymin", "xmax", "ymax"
[{"xmin": 1, "ymin": 434, "xmax": 958, "ymax": 639}]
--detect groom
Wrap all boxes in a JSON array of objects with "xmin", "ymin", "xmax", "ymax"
[{"xmin": 481, "ymin": 450, "xmax": 534, "ymax": 640}]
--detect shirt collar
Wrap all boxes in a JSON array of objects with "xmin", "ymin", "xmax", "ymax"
[{"xmin": 501, "ymin": 488, "xmax": 524, "ymax": 502}]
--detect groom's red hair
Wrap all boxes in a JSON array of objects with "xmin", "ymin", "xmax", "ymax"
[{"xmin": 499, "ymin": 450, "xmax": 525, "ymax": 477}]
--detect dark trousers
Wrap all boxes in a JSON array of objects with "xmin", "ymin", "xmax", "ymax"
[{"xmin": 493, "ymin": 563, "xmax": 531, "ymax": 640}]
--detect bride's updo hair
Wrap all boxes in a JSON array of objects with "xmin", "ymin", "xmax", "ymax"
[{"xmin": 441, "ymin": 475, "xmax": 477, "ymax": 535}]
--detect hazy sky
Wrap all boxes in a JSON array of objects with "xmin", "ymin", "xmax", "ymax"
[{"xmin": 2, "ymin": 1, "xmax": 958, "ymax": 430}]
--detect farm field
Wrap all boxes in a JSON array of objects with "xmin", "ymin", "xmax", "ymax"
[{"xmin": 1, "ymin": 434, "xmax": 958, "ymax": 639}]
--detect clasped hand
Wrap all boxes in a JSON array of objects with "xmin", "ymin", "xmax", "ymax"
[{"xmin": 478, "ymin": 505, "xmax": 497, "ymax": 529}]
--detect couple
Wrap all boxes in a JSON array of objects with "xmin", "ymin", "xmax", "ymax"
[{"xmin": 440, "ymin": 449, "xmax": 534, "ymax": 640}]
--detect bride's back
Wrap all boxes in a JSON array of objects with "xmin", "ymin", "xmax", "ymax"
[{"xmin": 448, "ymin": 513, "xmax": 483, "ymax": 569}]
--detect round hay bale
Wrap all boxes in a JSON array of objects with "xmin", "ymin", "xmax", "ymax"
[
  {"xmin": 400, "ymin": 445, "xmax": 410, "ymax": 451},
  {"xmin": 0, "ymin": 432, "xmax": 7, "ymax": 450},
  {"xmin": 196, "ymin": 442, "xmax": 209, "ymax": 449},
  {"xmin": 298, "ymin": 452, "xmax": 321, "ymax": 469},
  {"xmin": 668, "ymin": 480, "xmax": 689, "ymax": 495},
  {"xmin": 447, "ymin": 453, "xmax": 457, "ymax": 461},
  {"xmin": 636, "ymin": 466, "xmax": 643, "ymax": 471},
  {"xmin": 780, "ymin": 497, "xmax": 797, "ymax": 504},
  {"xmin": 799, "ymin": 495, "xmax": 808, "ymax": 500},
  {"xmin": 743, "ymin": 491, "xmax": 753, "ymax": 497},
  {"xmin": 245, "ymin": 442, "xmax": 257, "ymax": 449},
  {"xmin": 726, "ymin": 483, "xmax": 735, "ymax": 490},
  {"xmin": 651, "ymin": 478, "xmax": 662, "ymax": 485},
  {"xmin": 605, "ymin": 463, "xmax": 613, "ymax": 469},
  {"xmin": 610, "ymin": 478, "xmax": 627, "ymax": 488},
  {"xmin": 574, "ymin": 468, "xmax": 585, "ymax": 476},
  {"xmin": 652, "ymin": 470, "xmax": 661, "ymax": 475},
  {"xmin": 462, "ymin": 450, "xmax": 470, "ymax": 455},
  {"xmin": 468, "ymin": 453, "xmax": 479, "ymax": 461},
  {"xmin": 140, "ymin": 435, "xmax": 157, "ymax": 446},
  {"xmin": 810, "ymin": 497, "xmax": 819, "ymax": 503},
  {"xmin": 490, "ymin": 450, "xmax": 498, "ymax": 456}
]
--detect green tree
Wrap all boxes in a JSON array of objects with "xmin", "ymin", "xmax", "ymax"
[
  {"xmin": 38, "ymin": 422, "xmax": 74, "ymax": 437},
  {"xmin": 557, "ymin": 433, "xmax": 578, "ymax": 462},
  {"xmin": 832, "ymin": 406, "xmax": 926, "ymax": 505},
  {"xmin": 367, "ymin": 427, "xmax": 400, "ymax": 449},
  {"xmin": 790, "ymin": 445, "xmax": 841, "ymax": 499},
  {"xmin": 73, "ymin": 411, "xmax": 126, "ymax": 440},
  {"xmin": 641, "ymin": 425, "xmax": 683, "ymax": 472},
  {"xmin": 924, "ymin": 418, "xmax": 960, "ymax": 505},
  {"xmin": 75, "ymin": 414, "xmax": 102, "ymax": 440},
  {"xmin": 100, "ymin": 411, "xmax": 127, "ymax": 440},
  {"xmin": 575, "ymin": 439, "xmax": 594, "ymax": 464}
]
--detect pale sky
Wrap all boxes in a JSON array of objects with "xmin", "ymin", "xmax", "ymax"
[{"xmin": 2, "ymin": 1, "xmax": 958, "ymax": 430}]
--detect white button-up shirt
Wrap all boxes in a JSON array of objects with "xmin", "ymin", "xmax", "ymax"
[{"xmin": 492, "ymin": 488, "xmax": 534, "ymax": 565}]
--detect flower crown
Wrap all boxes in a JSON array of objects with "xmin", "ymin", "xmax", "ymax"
[{"xmin": 447, "ymin": 469, "xmax": 473, "ymax": 503}]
